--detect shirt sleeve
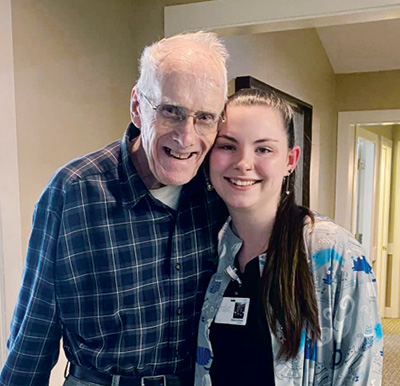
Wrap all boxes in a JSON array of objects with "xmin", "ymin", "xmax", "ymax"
[
  {"xmin": 0, "ymin": 190, "xmax": 63, "ymax": 385},
  {"xmin": 309, "ymin": 222, "xmax": 383, "ymax": 385},
  {"xmin": 332, "ymin": 237, "xmax": 383, "ymax": 385}
]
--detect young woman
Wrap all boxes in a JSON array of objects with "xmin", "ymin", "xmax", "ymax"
[{"xmin": 195, "ymin": 88, "xmax": 383, "ymax": 386}]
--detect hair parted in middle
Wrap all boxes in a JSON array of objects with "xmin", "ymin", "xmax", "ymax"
[{"xmin": 226, "ymin": 88, "xmax": 320, "ymax": 360}]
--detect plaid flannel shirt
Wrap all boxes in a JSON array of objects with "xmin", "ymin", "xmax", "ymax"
[{"xmin": 0, "ymin": 124, "xmax": 226, "ymax": 386}]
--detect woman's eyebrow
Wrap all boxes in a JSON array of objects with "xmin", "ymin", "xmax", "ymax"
[
  {"xmin": 255, "ymin": 138, "xmax": 278, "ymax": 144},
  {"xmin": 217, "ymin": 134, "xmax": 237, "ymax": 143},
  {"xmin": 217, "ymin": 135, "xmax": 279, "ymax": 144}
]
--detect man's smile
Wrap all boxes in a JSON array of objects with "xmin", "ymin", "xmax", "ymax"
[{"xmin": 164, "ymin": 147, "xmax": 195, "ymax": 160}]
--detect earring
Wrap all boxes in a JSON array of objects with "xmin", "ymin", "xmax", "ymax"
[
  {"xmin": 203, "ymin": 168, "xmax": 214, "ymax": 191},
  {"xmin": 285, "ymin": 169, "xmax": 292, "ymax": 195}
]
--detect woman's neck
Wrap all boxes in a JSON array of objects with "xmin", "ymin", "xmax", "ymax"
[{"xmin": 230, "ymin": 208, "xmax": 277, "ymax": 273}]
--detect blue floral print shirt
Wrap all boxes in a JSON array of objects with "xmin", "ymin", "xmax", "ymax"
[{"xmin": 195, "ymin": 214, "xmax": 383, "ymax": 386}]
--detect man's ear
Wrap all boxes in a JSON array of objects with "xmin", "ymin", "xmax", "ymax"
[{"xmin": 130, "ymin": 87, "xmax": 141, "ymax": 128}]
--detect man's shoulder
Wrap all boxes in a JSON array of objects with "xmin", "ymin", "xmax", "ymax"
[
  {"xmin": 36, "ymin": 139, "xmax": 122, "ymax": 211},
  {"xmin": 50, "ymin": 139, "xmax": 122, "ymax": 191}
]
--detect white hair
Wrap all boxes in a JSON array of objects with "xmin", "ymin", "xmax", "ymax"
[{"xmin": 135, "ymin": 31, "xmax": 229, "ymax": 102}]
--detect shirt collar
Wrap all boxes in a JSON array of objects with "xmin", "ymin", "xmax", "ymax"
[
  {"xmin": 119, "ymin": 123, "xmax": 150, "ymax": 208},
  {"xmin": 217, "ymin": 217, "xmax": 243, "ymax": 267}
]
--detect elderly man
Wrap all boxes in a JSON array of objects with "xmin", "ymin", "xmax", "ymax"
[{"xmin": 0, "ymin": 31, "xmax": 228, "ymax": 386}]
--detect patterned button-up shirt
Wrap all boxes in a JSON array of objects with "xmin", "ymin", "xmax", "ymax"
[
  {"xmin": 0, "ymin": 124, "xmax": 226, "ymax": 386},
  {"xmin": 196, "ymin": 214, "xmax": 383, "ymax": 386}
]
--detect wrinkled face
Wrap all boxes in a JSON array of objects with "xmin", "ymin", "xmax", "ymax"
[
  {"xmin": 209, "ymin": 104, "xmax": 300, "ymax": 214},
  {"xmin": 135, "ymin": 67, "xmax": 225, "ymax": 188}
]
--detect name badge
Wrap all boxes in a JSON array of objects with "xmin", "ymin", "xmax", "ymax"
[{"xmin": 214, "ymin": 297, "xmax": 250, "ymax": 326}]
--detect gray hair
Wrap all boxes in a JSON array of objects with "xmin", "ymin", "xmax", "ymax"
[{"xmin": 136, "ymin": 31, "xmax": 229, "ymax": 102}]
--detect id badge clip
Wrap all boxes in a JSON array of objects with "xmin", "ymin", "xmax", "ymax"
[{"xmin": 224, "ymin": 265, "xmax": 242, "ymax": 286}]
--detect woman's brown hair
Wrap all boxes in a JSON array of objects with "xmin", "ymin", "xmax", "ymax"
[{"xmin": 227, "ymin": 88, "xmax": 320, "ymax": 360}]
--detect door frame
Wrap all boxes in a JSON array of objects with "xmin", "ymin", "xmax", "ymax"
[
  {"xmin": 377, "ymin": 136, "xmax": 392, "ymax": 316},
  {"xmin": 335, "ymin": 109, "xmax": 400, "ymax": 318},
  {"xmin": 386, "ymin": 139, "xmax": 400, "ymax": 318},
  {"xmin": 353, "ymin": 127, "xmax": 379, "ymax": 262}
]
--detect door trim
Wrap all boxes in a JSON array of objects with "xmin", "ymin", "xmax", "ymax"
[
  {"xmin": 387, "ymin": 140, "xmax": 400, "ymax": 317},
  {"xmin": 335, "ymin": 109, "xmax": 400, "ymax": 318},
  {"xmin": 335, "ymin": 110, "xmax": 400, "ymax": 229}
]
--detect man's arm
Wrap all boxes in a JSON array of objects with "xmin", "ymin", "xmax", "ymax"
[{"xmin": 0, "ymin": 193, "xmax": 63, "ymax": 385}]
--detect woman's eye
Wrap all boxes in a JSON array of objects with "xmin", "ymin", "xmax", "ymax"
[
  {"xmin": 217, "ymin": 144, "xmax": 235, "ymax": 151},
  {"xmin": 257, "ymin": 147, "xmax": 271, "ymax": 154}
]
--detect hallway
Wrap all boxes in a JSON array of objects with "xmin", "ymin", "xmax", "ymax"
[{"xmin": 382, "ymin": 318, "xmax": 400, "ymax": 385}]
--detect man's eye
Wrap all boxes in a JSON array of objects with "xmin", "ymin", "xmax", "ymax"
[
  {"xmin": 196, "ymin": 113, "xmax": 215, "ymax": 122},
  {"xmin": 160, "ymin": 105, "xmax": 181, "ymax": 119}
]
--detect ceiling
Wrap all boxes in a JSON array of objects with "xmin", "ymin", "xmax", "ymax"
[{"xmin": 316, "ymin": 18, "xmax": 400, "ymax": 74}]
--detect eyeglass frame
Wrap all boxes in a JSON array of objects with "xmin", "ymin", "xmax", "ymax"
[{"xmin": 139, "ymin": 92, "xmax": 225, "ymax": 134}]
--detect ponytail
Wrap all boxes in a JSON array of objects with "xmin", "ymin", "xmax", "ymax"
[{"xmin": 260, "ymin": 173, "xmax": 320, "ymax": 360}]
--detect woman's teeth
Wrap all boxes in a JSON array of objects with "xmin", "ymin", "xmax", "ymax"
[{"xmin": 228, "ymin": 178, "xmax": 257, "ymax": 186}]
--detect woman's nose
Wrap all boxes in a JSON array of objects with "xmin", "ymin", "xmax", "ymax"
[{"xmin": 234, "ymin": 151, "xmax": 253, "ymax": 171}]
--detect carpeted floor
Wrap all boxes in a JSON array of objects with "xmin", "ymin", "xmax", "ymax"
[{"xmin": 382, "ymin": 318, "xmax": 400, "ymax": 385}]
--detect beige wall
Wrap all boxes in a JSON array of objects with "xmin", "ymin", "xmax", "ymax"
[
  {"xmin": 362, "ymin": 124, "xmax": 394, "ymax": 140},
  {"xmin": 336, "ymin": 70, "xmax": 400, "ymax": 111},
  {"xmin": 129, "ymin": 0, "xmax": 210, "ymax": 80},
  {"xmin": 223, "ymin": 29, "xmax": 337, "ymax": 217},
  {"xmin": 0, "ymin": 0, "xmax": 23, "ymax": 365},
  {"xmin": 11, "ymin": 0, "xmax": 141, "ymax": 251}
]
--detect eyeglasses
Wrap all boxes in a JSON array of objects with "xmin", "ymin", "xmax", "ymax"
[{"xmin": 140, "ymin": 92, "xmax": 222, "ymax": 135}]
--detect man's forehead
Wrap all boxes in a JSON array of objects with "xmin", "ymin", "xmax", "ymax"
[
  {"xmin": 158, "ymin": 72, "xmax": 224, "ymax": 109},
  {"xmin": 159, "ymin": 45, "xmax": 223, "ymax": 80},
  {"xmin": 161, "ymin": 69, "xmax": 219, "ymax": 85}
]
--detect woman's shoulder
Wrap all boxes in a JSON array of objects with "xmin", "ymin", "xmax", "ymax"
[
  {"xmin": 303, "ymin": 211, "xmax": 365, "ymax": 264},
  {"xmin": 304, "ymin": 212, "xmax": 354, "ymax": 240}
]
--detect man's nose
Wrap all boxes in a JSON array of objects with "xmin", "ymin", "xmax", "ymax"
[{"xmin": 173, "ymin": 116, "xmax": 197, "ymax": 147}]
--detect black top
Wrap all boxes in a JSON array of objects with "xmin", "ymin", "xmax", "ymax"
[{"xmin": 209, "ymin": 257, "xmax": 275, "ymax": 386}]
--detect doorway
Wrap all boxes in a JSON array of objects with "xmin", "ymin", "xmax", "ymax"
[{"xmin": 335, "ymin": 110, "xmax": 400, "ymax": 318}]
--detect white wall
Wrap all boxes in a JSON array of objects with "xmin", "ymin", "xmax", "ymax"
[
  {"xmin": 165, "ymin": 0, "xmax": 400, "ymax": 36},
  {"xmin": 223, "ymin": 28, "xmax": 337, "ymax": 216}
]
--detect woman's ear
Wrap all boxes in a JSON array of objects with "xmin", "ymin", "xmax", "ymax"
[
  {"xmin": 287, "ymin": 145, "xmax": 301, "ymax": 173},
  {"xmin": 130, "ymin": 87, "xmax": 141, "ymax": 128}
]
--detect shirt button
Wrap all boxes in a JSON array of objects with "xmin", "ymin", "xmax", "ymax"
[
  {"xmin": 175, "ymin": 263, "xmax": 181, "ymax": 271},
  {"xmin": 177, "ymin": 308, "xmax": 182, "ymax": 315}
]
